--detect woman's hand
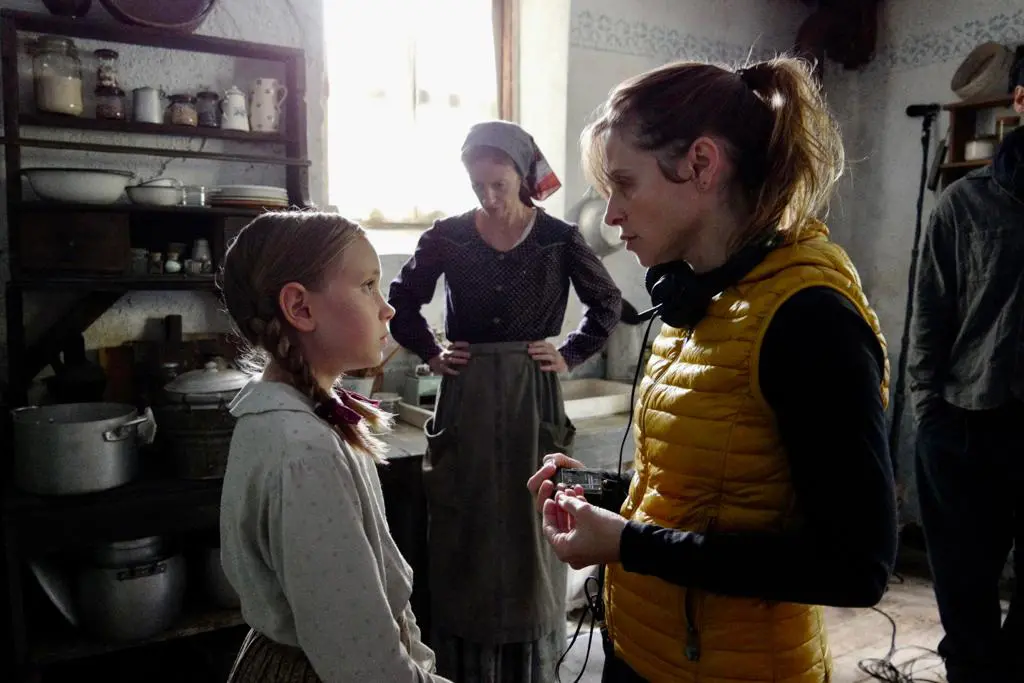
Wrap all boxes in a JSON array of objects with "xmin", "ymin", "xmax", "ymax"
[
  {"xmin": 527, "ymin": 453, "xmax": 585, "ymax": 514},
  {"xmin": 528, "ymin": 341, "xmax": 568, "ymax": 373},
  {"xmin": 542, "ymin": 491, "xmax": 628, "ymax": 570},
  {"xmin": 427, "ymin": 341, "xmax": 471, "ymax": 376}
]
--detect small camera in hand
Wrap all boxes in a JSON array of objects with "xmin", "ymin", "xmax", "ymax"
[{"xmin": 552, "ymin": 467, "xmax": 632, "ymax": 512}]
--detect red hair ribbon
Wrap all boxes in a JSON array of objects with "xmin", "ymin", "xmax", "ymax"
[{"xmin": 315, "ymin": 390, "xmax": 380, "ymax": 426}]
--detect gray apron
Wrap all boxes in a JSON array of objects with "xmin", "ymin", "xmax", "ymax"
[{"xmin": 422, "ymin": 342, "xmax": 575, "ymax": 645}]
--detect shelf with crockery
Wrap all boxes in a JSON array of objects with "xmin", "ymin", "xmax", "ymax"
[
  {"xmin": 20, "ymin": 112, "xmax": 287, "ymax": 145},
  {"xmin": 12, "ymin": 200, "xmax": 269, "ymax": 217},
  {"xmin": 206, "ymin": 184, "xmax": 290, "ymax": 211}
]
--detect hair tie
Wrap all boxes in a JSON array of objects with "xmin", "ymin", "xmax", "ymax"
[{"xmin": 736, "ymin": 67, "xmax": 756, "ymax": 89}]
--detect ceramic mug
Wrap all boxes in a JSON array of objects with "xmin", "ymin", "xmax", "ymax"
[
  {"xmin": 133, "ymin": 87, "xmax": 164, "ymax": 124},
  {"xmin": 248, "ymin": 77, "xmax": 288, "ymax": 133}
]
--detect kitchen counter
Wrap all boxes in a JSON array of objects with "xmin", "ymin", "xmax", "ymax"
[{"xmin": 382, "ymin": 413, "xmax": 633, "ymax": 467}]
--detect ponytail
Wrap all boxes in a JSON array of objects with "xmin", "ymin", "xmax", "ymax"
[
  {"xmin": 581, "ymin": 55, "xmax": 844, "ymax": 247},
  {"xmin": 736, "ymin": 58, "xmax": 844, "ymax": 242}
]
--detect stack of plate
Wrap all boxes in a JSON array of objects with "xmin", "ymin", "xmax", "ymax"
[{"xmin": 210, "ymin": 185, "xmax": 289, "ymax": 210}]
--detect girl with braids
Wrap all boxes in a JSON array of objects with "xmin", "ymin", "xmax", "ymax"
[{"xmin": 219, "ymin": 212, "xmax": 451, "ymax": 683}]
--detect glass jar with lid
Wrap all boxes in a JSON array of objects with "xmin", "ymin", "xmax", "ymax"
[
  {"xmin": 196, "ymin": 90, "xmax": 221, "ymax": 128},
  {"xmin": 166, "ymin": 94, "xmax": 198, "ymax": 127},
  {"xmin": 31, "ymin": 36, "xmax": 84, "ymax": 116}
]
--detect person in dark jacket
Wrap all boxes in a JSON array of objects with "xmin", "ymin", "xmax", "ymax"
[{"xmin": 908, "ymin": 60, "xmax": 1024, "ymax": 683}]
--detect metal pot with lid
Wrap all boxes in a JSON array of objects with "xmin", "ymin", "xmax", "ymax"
[
  {"xmin": 163, "ymin": 360, "xmax": 247, "ymax": 406},
  {"xmin": 76, "ymin": 535, "xmax": 186, "ymax": 642},
  {"xmin": 155, "ymin": 360, "xmax": 248, "ymax": 479},
  {"xmin": 12, "ymin": 403, "xmax": 157, "ymax": 495}
]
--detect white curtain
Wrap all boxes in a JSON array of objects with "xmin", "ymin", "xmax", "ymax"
[{"xmin": 325, "ymin": 0, "xmax": 499, "ymax": 225}]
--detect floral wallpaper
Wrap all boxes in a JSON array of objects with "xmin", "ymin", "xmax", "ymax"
[
  {"xmin": 569, "ymin": 10, "xmax": 780, "ymax": 64},
  {"xmin": 877, "ymin": 8, "xmax": 1024, "ymax": 71},
  {"xmin": 571, "ymin": 7, "xmax": 1024, "ymax": 72}
]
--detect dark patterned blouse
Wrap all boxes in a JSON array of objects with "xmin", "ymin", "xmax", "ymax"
[{"xmin": 388, "ymin": 210, "xmax": 623, "ymax": 369}]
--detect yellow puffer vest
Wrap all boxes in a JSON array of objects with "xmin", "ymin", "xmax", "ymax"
[{"xmin": 604, "ymin": 221, "xmax": 889, "ymax": 683}]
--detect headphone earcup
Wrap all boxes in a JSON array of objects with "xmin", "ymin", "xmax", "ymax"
[{"xmin": 646, "ymin": 266, "xmax": 701, "ymax": 329}]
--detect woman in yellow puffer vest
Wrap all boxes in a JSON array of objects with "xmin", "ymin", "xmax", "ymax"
[{"xmin": 528, "ymin": 56, "xmax": 898, "ymax": 683}]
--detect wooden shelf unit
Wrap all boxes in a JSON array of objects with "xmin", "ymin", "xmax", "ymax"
[{"xmin": 0, "ymin": 10, "xmax": 313, "ymax": 683}]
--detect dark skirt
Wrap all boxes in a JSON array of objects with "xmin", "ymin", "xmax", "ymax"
[
  {"xmin": 432, "ymin": 627, "xmax": 564, "ymax": 683},
  {"xmin": 423, "ymin": 341, "xmax": 576, "ymax": 682},
  {"xmin": 226, "ymin": 629, "xmax": 321, "ymax": 683}
]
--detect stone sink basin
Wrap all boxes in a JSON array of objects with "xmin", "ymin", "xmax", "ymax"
[
  {"xmin": 396, "ymin": 378, "xmax": 633, "ymax": 427},
  {"xmin": 561, "ymin": 378, "xmax": 633, "ymax": 421}
]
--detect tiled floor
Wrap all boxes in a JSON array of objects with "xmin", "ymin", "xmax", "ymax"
[{"xmin": 559, "ymin": 575, "xmax": 952, "ymax": 683}]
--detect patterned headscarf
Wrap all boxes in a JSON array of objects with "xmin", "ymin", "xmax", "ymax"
[{"xmin": 461, "ymin": 120, "xmax": 562, "ymax": 201}]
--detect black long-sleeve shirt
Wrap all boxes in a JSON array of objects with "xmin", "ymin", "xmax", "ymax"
[{"xmin": 619, "ymin": 287, "xmax": 897, "ymax": 608}]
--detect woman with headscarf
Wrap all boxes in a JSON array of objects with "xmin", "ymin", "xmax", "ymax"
[{"xmin": 388, "ymin": 120, "xmax": 623, "ymax": 682}]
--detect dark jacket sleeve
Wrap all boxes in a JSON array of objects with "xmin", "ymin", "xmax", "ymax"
[
  {"xmin": 557, "ymin": 227, "xmax": 623, "ymax": 369},
  {"xmin": 387, "ymin": 225, "xmax": 445, "ymax": 363},
  {"xmin": 907, "ymin": 199, "xmax": 959, "ymax": 423},
  {"xmin": 617, "ymin": 287, "xmax": 897, "ymax": 608}
]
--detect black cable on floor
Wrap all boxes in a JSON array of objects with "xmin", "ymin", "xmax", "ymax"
[
  {"xmin": 857, "ymin": 574, "xmax": 943, "ymax": 683},
  {"xmin": 556, "ymin": 576, "xmax": 602, "ymax": 683}
]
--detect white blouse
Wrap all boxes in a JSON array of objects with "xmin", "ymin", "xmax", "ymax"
[{"xmin": 220, "ymin": 380, "xmax": 448, "ymax": 682}]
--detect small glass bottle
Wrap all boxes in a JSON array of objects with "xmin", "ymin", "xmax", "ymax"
[
  {"xmin": 148, "ymin": 252, "xmax": 164, "ymax": 274},
  {"xmin": 130, "ymin": 248, "xmax": 149, "ymax": 275}
]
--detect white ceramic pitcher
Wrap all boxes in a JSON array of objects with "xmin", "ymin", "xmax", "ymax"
[{"xmin": 248, "ymin": 77, "xmax": 288, "ymax": 133}]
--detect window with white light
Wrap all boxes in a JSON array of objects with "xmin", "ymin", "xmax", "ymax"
[{"xmin": 324, "ymin": 0, "xmax": 506, "ymax": 226}]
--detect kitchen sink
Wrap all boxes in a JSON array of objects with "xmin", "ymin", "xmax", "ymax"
[
  {"xmin": 561, "ymin": 379, "xmax": 633, "ymax": 420},
  {"xmin": 395, "ymin": 378, "xmax": 634, "ymax": 428}
]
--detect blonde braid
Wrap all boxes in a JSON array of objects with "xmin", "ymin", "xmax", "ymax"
[{"xmin": 256, "ymin": 315, "xmax": 389, "ymax": 461}]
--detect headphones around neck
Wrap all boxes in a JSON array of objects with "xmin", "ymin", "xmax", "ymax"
[{"xmin": 639, "ymin": 238, "xmax": 779, "ymax": 329}]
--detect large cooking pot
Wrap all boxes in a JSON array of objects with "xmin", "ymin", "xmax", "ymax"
[
  {"xmin": 75, "ymin": 536, "xmax": 186, "ymax": 641},
  {"xmin": 155, "ymin": 361, "xmax": 247, "ymax": 479},
  {"xmin": 12, "ymin": 403, "xmax": 156, "ymax": 495}
]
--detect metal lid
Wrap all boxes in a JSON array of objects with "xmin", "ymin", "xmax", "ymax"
[
  {"xmin": 164, "ymin": 361, "xmax": 247, "ymax": 403},
  {"xmin": 32, "ymin": 36, "xmax": 78, "ymax": 56},
  {"xmin": 90, "ymin": 536, "xmax": 165, "ymax": 567}
]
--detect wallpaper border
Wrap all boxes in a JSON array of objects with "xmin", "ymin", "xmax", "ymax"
[
  {"xmin": 570, "ymin": 8, "xmax": 1024, "ymax": 72},
  {"xmin": 569, "ymin": 10, "xmax": 778, "ymax": 64},
  {"xmin": 879, "ymin": 9, "xmax": 1024, "ymax": 72}
]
